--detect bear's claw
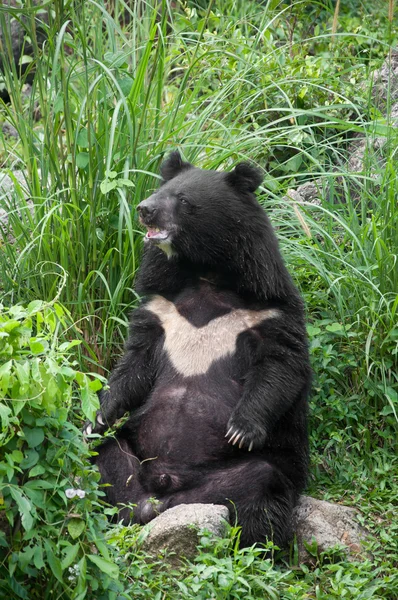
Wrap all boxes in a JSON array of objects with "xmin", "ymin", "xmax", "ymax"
[
  {"xmin": 226, "ymin": 427, "xmax": 252, "ymax": 450},
  {"xmin": 83, "ymin": 411, "xmax": 107, "ymax": 437},
  {"xmin": 226, "ymin": 412, "xmax": 265, "ymax": 451}
]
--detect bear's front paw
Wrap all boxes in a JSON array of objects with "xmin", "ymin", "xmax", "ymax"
[
  {"xmin": 226, "ymin": 413, "xmax": 267, "ymax": 451},
  {"xmin": 83, "ymin": 411, "xmax": 108, "ymax": 437}
]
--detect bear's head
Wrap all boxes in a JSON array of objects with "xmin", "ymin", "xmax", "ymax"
[
  {"xmin": 137, "ymin": 151, "xmax": 265, "ymax": 264},
  {"xmin": 136, "ymin": 151, "xmax": 296, "ymax": 301}
]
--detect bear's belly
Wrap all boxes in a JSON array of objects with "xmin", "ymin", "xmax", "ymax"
[{"xmin": 136, "ymin": 380, "xmax": 240, "ymax": 463}]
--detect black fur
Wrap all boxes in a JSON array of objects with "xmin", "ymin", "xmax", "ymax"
[
  {"xmin": 160, "ymin": 150, "xmax": 193, "ymax": 182},
  {"xmin": 88, "ymin": 151, "xmax": 311, "ymax": 548}
]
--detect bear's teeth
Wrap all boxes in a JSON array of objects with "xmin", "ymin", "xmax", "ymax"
[{"xmin": 145, "ymin": 228, "xmax": 170, "ymax": 241}]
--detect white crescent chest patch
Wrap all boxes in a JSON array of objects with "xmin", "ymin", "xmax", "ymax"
[{"xmin": 146, "ymin": 295, "xmax": 279, "ymax": 377}]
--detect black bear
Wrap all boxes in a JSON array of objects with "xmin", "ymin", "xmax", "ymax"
[{"xmin": 86, "ymin": 151, "xmax": 311, "ymax": 548}]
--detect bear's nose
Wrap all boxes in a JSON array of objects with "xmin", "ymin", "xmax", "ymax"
[{"xmin": 137, "ymin": 200, "xmax": 157, "ymax": 220}]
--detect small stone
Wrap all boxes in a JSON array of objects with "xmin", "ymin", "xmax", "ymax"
[
  {"xmin": 141, "ymin": 503, "xmax": 229, "ymax": 564},
  {"xmin": 2, "ymin": 122, "xmax": 19, "ymax": 138},
  {"xmin": 293, "ymin": 496, "xmax": 369, "ymax": 564},
  {"xmin": 0, "ymin": 169, "xmax": 32, "ymax": 243}
]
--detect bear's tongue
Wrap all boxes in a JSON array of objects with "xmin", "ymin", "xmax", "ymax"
[{"xmin": 145, "ymin": 227, "xmax": 169, "ymax": 240}]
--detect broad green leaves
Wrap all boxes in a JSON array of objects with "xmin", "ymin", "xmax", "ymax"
[
  {"xmin": 88, "ymin": 554, "xmax": 119, "ymax": 579},
  {"xmin": 67, "ymin": 518, "xmax": 85, "ymax": 540},
  {"xmin": 9, "ymin": 488, "xmax": 34, "ymax": 532},
  {"xmin": 0, "ymin": 302, "xmax": 113, "ymax": 596},
  {"xmin": 100, "ymin": 169, "xmax": 135, "ymax": 195}
]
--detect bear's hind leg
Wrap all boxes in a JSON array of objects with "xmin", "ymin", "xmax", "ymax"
[
  {"xmin": 94, "ymin": 437, "xmax": 146, "ymax": 523},
  {"xmin": 156, "ymin": 459, "xmax": 296, "ymax": 548}
]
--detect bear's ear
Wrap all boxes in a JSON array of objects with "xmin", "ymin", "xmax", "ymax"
[
  {"xmin": 160, "ymin": 151, "xmax": 193, "ymax": 182},
  {"xmin": 226, "ymin": 162, "xmax": 263, "ymax": 193}
]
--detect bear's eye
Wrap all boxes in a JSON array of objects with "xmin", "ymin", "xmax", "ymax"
[{"xmin": 177, "ymin": 194, "xmax": 189, "ymax": 205}]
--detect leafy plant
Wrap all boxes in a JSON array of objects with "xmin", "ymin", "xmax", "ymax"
[{"xmin": 0, "ymin": 300, "xmax": 125, "ymax": 599}]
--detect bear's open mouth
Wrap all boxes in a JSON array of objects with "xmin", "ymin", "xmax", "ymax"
[{"xmin": 144, "ymin": 227, "xmax": 170, "ymax": 241}]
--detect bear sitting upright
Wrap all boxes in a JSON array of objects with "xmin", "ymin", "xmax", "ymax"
[{"xmin": 86, "ymin": 151, "xmax": 311, "ymax": 548}]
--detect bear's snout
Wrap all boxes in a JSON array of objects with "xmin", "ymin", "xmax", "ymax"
[{"xmin": 137, "ymin": 198, "xmax": 158, "ymax": 221}]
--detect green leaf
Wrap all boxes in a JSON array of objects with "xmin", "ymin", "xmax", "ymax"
[
  {"xmin": 28, "ymin": 464, "xmax": 46, "ymax": 477},
  {"xmin": 33, "ymin": 544, "xmax": 45, "ymax": 569},
  {"xmin": 116, "ymin": 178, "xmax": 134, "ymax": 188},
  {"xmin": 59, "ymin": 366, "xmax": 77, "ymax": 379},
  {"xmin": 29, "ymin": 338, "xmax": 47, "ymax": 354},
  {"xmin": 9, "ymin": 487, "xmax": 34, "ymax": 532},
  {"xmin": 0, "ymin": 360, "xmax": 12, "ymax": 395},
  {"xmin": 75, "ymin": 555, "xmax": 87, "ymax": 596},
  {"xmin": 53, "ymin": 94, "xmax": 64, "ymax": 114},
  {"xmin": 0, "ymin": 319, "xmax": 22, "ymax": 333},
  {"xmin": 88, "ymin": 554, "xmax": 119, "ymax": 579},
  {"xmin": 8, "ymin": 577, "xmax": 28, "ymax": 599},
  {"xmin": 68, "ymin": 518, "xmax": 85, "ymax": 540},
  {"xmin": 88, "ymin": 378, "xmax": 102, "ymax": 392},
  {"xmin": 15, "ymin": 361, "xmax": 30, "ymax": 387},
  {"xmin": 104, "ymin": 50, "xmax": 128, "ymax": 68},
  {"xmin": 11, "ymin": 450, "xmax": 24, "ymax": 463},
  {"xmin": 26, "ymin": 300, "xmax": 44, "ymax": 314},
  {"xmin": 0, "ymin": 402, "xmax": 12, "ymax": 427},
  {"xmin": 24, "ymin": 479, "xmax": 53, "ymax": 489},
  {"xmin": 79, "ymin": 375, "xmax": 100, "ymax": 422},
  {"xmin": 105, "ymin": 170, "xmax": 118, "ymax": 180},
  {"xmin": 45, "ymin": 542, "xmax": 64, "ymax": 583},
  {"xmin": 24, "ymin": 427, "xmax": 45, "ymax": 448},
  {"xmin": 58, "ymin": 339, "xmax": 81, "ymax": 352},
  {"xmin": 20, "ymin": 449, "xmax": 39, "ymax": 469},
  {"xmin": 117, "ymin": 76, "xmax": 133, "ymax": 96},
  {"xmin": 76, "ymin": 152, "xmax": 90, "ymax": 169},
  {"xmin": 326, "ymin": 322, "xmax": 344, "ymax": 333},
  {"xmin": 96, "ymin": 227, "xmax": 105, "ymax": 242},
  {"xmin": 61, "ymin": 543, "xmax": 80, "ymax": 569},
  {"xmin": 307, "ymin": 325, "xmax": 321, "ymax": 336},
  {"xmin": 76, "ymin": 128, "xmax": 89, "ymax": 147},
  {"xmin": 100, "ymin": 179, "xmax": 118, "ymax": 194}
]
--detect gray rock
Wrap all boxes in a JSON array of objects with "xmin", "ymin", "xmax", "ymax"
[
  {"xmin": 372, "ymin": 48, "xmax": 398, "ymax": 107},
  {"xmin": 0, "ymin": 169, "xmax": 28, "ymax": 198},
  {"xmin": 284, "ymin": 49, "xmax": 398, "ymax": 205},
  {"xmin": 139, "ymin": 498, "xmax": 368, "ymax": 565},
  {"xmin": 141, "ymin": 503, "xmax": 229, "ymax": 564},
  {"xmin": 293, "ymin": 496, "xmax": 368, "ymax": 564},
  {"xmin": 282, "ymin": 181, "xmax": 323, "ymax": 237},
  {"xmin": 2, "ymin": 122, "xmax": 18, "ymax": 138},
  {"xmin": 285, "ymin": 180, "xmax": 323, "ymax": 206},
  {"xmin": 0, "ymin": 1, "xmax": 48, "ymax": 101},
  {"xmin": 345, "ymin": 49, "xmax": 398, "ymax": 176},
  {"xmin": 0, "ymin": 170, "xmax": 31, "ymax": 242}
]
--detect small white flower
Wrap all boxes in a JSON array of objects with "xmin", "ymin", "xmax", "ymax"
[
  {"xmin": 65, "ymin": 488, "xmax": 86, "ymax": 499},
  {"xmin": 69, "ymin": 564, "xmax": 80, "ymax": 575}
]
